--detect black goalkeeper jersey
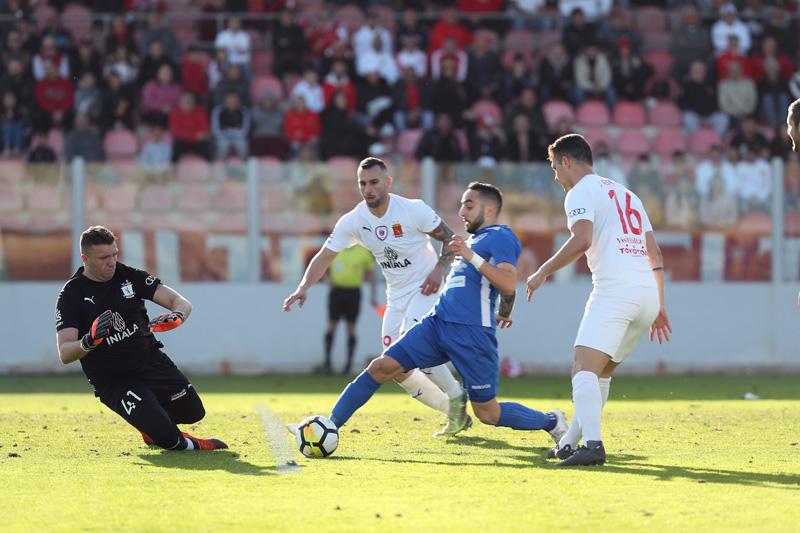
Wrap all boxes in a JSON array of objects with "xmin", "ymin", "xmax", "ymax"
[{"xmin": 55, "ymin": 262, "xmax": 165, "ymax": 383}]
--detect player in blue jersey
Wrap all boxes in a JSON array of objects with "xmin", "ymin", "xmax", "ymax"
[{"xmin": 289, "ymin": 182, "xmax": 566, "ymax": 445}]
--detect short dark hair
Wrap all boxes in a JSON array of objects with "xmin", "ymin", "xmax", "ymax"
[
  {"xmin": 80, "ymin": 226, "xmax": 116, "ymax": 255},
  {"xmin": 789, "ymin": 98, "xmax": 800, "ymax": 130},
  {"xmin": 467, "ymin": 181, "xmax": 503, "ymax": 213},
  {"xmin": 358, "ymin": 157, "xmax": 387, "ymax": 173},
  {"xmin": 548, "ymin": 134, "xmax": 594, "ymax": 165}
]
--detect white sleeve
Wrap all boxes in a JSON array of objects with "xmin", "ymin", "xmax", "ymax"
[
  {"xmin": 323, "ymin": 212, "xmax": 360, "ymax": 253},
  {"xmin": 564, "ymin": 185, "xmax": 595, "ymax": 229},
  {"xmin": 410, "ymin": 199, "xmax": 442, "ymax": 233}
]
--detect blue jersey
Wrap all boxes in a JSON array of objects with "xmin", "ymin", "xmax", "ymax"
[{"xmin": 434, "ymin": 225, "xmax": 521, "ymax": 329}]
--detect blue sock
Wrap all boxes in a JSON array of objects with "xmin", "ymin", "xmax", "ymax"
[
  {"xmin": 330, "ymin": 371, "xmax": 382, "ymax": 427},
  {"xmin": 497, "ymin": 402, "xmax": 555, "ymax": 431}
]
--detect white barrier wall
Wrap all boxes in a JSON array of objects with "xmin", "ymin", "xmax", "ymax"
[{"xmin": 1, "ymin": 282, "xmax": 797, "ymax": 374}]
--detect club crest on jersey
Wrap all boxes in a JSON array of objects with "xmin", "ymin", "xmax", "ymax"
[
  {"xmin": 375, "ymin": 226, "xmax": 389, "ymax": 241},
  {"xmin": 380, "ymin": 246, "xmax": 412, "ymax": 269},
  {"xmin": 105, "ymin": 311, "xmax": 139, "ymax": 346},
  {"xmin": 121, "ymin": 280, "xmax": 134, "ymax": 299},
  {"xmin": 392, "ymin": 223, "xmax": 403, "ymax": 238}
]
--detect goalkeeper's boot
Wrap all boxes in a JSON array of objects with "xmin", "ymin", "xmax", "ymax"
[
  {"xmin": 141, "ymin": 432, "xmax": 155, "ymax": 446},
  {"xmin": 181, "ymin": 431, "xmax": 228, "ymax": 450},
  {"xmin": 546, "ymin": 409, "xmax": 568, "ymax": 445},
  {"xmin": 556, "ymin": 441, "xmax": 605, "ymax": 467},
  {"xmin": 547, "ymin": 444, "xmax": 576, "ymax": 460},
  {"xmin": 434, "ymin": 392, "xmax": 472, "ymax": 437}
]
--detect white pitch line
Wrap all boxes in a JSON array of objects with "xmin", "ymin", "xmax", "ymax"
[{"xmin": 254, "ymin": 404, "xmax": 301, "ymax": 474}]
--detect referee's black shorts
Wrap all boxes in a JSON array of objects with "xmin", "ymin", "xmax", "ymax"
[{"xmin": 328, "ymin": 287, "xmax": 361, "ymax": 323}]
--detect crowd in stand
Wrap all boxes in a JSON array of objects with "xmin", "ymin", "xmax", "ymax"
[{"xmin": 1, "ymin": 0, "xmax": 799, "ymax": 228}]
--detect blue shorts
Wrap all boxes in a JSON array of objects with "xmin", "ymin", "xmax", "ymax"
[{"xmin": 385, "ymin": 314, "xmax": 499, "ymax": 403}]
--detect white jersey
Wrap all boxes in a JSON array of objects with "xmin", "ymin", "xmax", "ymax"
[
  {"xmin": 565, "ymin": 174, "xmax": 656, "ymax": 289},
  {"xmin": 324, "ymin": 194, "xmax": 441, "ymax": 301}
]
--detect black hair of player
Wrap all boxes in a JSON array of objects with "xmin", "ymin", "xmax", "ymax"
[
  {"xmin": 358, "ymin": 157, "xmax": 387, "ymax": 173},
  {"xmin": 548, "ymin": 134, "xmax": 594, "ymax": 166},
  {"xmin": 467, "ymin": 181, "xmax": 503, "ymax": 214},
  {"xmin": 80, "ymin": 226, "xmax": 116, "ymax": 255},
  {"xmin": 789, "ymin": 98, "xmax": 800, "ymax": 129}
]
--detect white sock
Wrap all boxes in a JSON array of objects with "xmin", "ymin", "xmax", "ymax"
[
  {"xmin": 599, "ymin": 377, "xmax": 611, "ymax": 405},
  {"xmin": 559, "ymin": 376, "xmax": 611, "ymax": 449},
  {"xmin": 396, "ymin": 369, "xmax": 449, "ymax": 413},
  {"xmin": 421, "ymin": 364, "xmax": 463, "ymax": 399},
  {"xmin": 571, "ymin": 370, "xmax": 603, "ymax": 443}
]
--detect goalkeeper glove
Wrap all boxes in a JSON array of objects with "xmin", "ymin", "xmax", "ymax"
[
  {"xmin": 149, "ymin": 311, "xmax": 185, "ymax": 333},
  {"xmin": 80, "ymin": 310, "xmax": 113, "ymax": 352}
]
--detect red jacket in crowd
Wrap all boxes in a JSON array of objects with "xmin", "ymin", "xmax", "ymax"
[
  {"xmin": 322, "ymin": 79, "xmax": 356, "ymax": 111},
  {"xmin": 169, "ymin": 106, "xmax": 210, "ymax": 142},
  {"xmin": 458, "ymin": 0, "xmax": 505, "ymax": 12},
  {"xmin": 428, "ymin": 20, "xmax": 473, "ymax": 54},
  {"xmin": 283, "ymin": 109, "xmax": 320, "ymax": 143},
  {"xmin": 750, "ymin": 53, "xmax": 794, "ymax": 83},
  {"xmin": 181, "ymin": 58, "xmax": 209, "ymax": 97},
  {"xmin": 34, "ymin": 77, "xmax": 74, "ymax": 112}
]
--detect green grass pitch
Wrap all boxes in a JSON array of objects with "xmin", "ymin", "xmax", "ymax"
[{"xmin": 2, "ymin": 374, "xmax": 799, "ymax": 532}]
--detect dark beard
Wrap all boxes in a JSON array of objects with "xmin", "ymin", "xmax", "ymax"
[{"xmin": 466, "ymin": 210, "xmax": 485, "ymax": 234}]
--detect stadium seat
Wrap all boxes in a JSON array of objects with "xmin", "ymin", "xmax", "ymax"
[
  {"xmin": 104, "ymin": 130, "xmax": 139, "ymax": 161},
  {"xmin": 503, "ymin": 30, "xmax": 536, "ymax": 51},
  {"xmin": 582, "ymin": 128, "xmax": 614, "ymax": 150},
  {"xmin": 337, "ymin": 4, "xmax": 364, "ymax": 32},
  {"xmin": 688, "ymin": 129, "xmax": 722, "ymax": 157},
  {"xmin": 644, "ymin": 51, "xmax": 674, "ymax": 78},
  {"xmin": 472, "ymin": 100, "xmax": 503, "ymax": 127},
  {"xmin": 0, "ymin": 160, "xmax": 25, "ymax": 183},
  {"xmin": 542, "ymin": 100, "xmax": 575, "ymax": 130},
  {"xmin": 258, "ymin": 156, "xmax": 283, "ymax": 182},
  {"xmin": 176, "ymin": 214, "xmax": 210, "ymax": 232},
  {"xmin": 176, "ymin": 185, "xmax": 211, "ymax": 211},
  {"xmin": 0, "ymin": 183, "xmax": 23, "ymax": 211},
  {"xmin": 738, "ymin": 212, "xmax": 772, "ymax": 233},
  {"xmin": 140, "ymin": 185, "xmax": 173, "ymax": 211},
  {"xmin": 139, "ymin": 213, "xmax": 175, "ymax": 230},
  {"xmin": 47, "ymin": 129, "xmax": 64, "ymax": 157},
  {"xmin": 214, "ymin": 212, "xmax": 247, "ymax": 232},
  {"xmin": 474, "ymin": 29, "xmax": 500, "ymax": 49},
  {"xmin": 635, "ymin": 6, "xmax": 667, "ymax": 32},
  {"xmin": 576, "ymin": 100, "xmax": 611, "ymax": 127},
  {"xmin": 397, "ymin": 129, "xmax": 423, "ymax": 160},
  {"xmin": 214, "ymin": 181, "xmax": 248, "ymax": 211},
  {"xmin": 177, "ymin": 155, "xmax": 212, "ymax": 182},
  {"xmin": 250, "ymin": 75, "xmax": 284, "ymax": 101},
  {"xmin": 642, "ymin": 31, "xmax": 671, "ymax": 53},
  {"xmin": 613, "ymin": 101, "xmax": 646, "ymax": 127},
  {"xmin": 33, "ymin": 3, "xmax": 57, "ymax": 32},
  {"xmin": 652, "ymin": 128, "xmax": 687, "ymax": 156},
  {"xmin": 252, "ymin": 50, "xmax": 274, "ymax": 76},
  {"xmin": 27, "ymin": 184, "xmax": 61, "ymax": 211},
  {"xmin": 616, "ymin": 129, "xmax": 650, "ymax": 157},
  {"xmin": 101, "ymin": 184, "xmax": 137, "ymax": 212},
  {"xmin": 501, "ymin": 49, "xmax": 536, "ymax": 69},
  {"xmin": 649, "ymin": 101, "xmax": 682, "ymax": 127},
  {"xmin": 537, "ymin": 31, "xmax": 561, "ymax": 51},
  {"xmin": 62, "ymin": 4, "xmax": 93, "ymax": 42}
]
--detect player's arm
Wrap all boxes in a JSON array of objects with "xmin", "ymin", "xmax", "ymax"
[
  {"xmin": 421, "ymin": 220, "xmax": 456, "ymax": 295},
  {"xmin": 525, "ymin": 219, "xmax": 593, "ymax": 301},
  {"xmin": 149, "ymin": 284, "xmax": 192, "ymax": 332},
  {"xmin": 646, "ymin": 230, "xmax": 672, "ymax": 344},
  {"xmin": 496, "ymin": 290, "xmax": 516, "ymax": 329},
  {"xmin": 449, "ymin": 235, "xmax": 518, "ymax": 293},
  {"xmin": 283, "ymin": 246, "xmax": 338, "ymax": 311},
  {"xmin": 56, "ymin": 310, "xmax": 114, "ymax": 364}
]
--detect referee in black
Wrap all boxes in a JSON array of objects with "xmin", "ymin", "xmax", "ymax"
[{"xmin": 55, "ymin": 226, "xmax": 227, "ymax": 451}]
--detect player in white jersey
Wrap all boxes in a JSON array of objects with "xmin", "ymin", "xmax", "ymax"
[
  {"xmin": 525, "ymin": 134, "xmax": 673, "ymax": 466},
  {"xmin": 283, "ymin": 157, "xmax": 471, "ymax": 436}
]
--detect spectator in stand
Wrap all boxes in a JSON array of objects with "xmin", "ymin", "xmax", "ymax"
[
  {"xmin": 137, "ymin": 39, "xmax": 176, "ymax": 88},
  {"xmin": 763, "ymin": 7, "xmax": 796, "ymax": 60},
  {"xmin": 558, "ymin": 0, "xmax": 612, "ymax": 21},
  {"xmin": 64, "ymin": 113, "xmax": 104, "ymax": 162},
  {"xmin": 356, "ymin": 33, "xmax": 399, "ymax": 85},
  {"xmin": 322, "ymin": 60, "xmax": 356, "ymax": 111},
  {"xmin": 716, "ymin": 35, "xmax": 752, "ymax": 81},
  {"xmin": 504, "ymin": 114, "xmax": 537, "ymax": 162},
  {"xmin": 73, "ymin": 71, "xmax": 102, "ymax": 123},
  {"xmin": 395, "ymin": 8, "xmax": 427, "ymax": 52},
  {"xmin": 572, "ymin": 44, "xmax": 615, "ymax": 108},
  {"xmin": 250, "ymin": 93, "xmax": 288, "ymax": 159},
  {"xmin": 611, "ymin": 38, "xmax": 652, "ymax": 102},
  {"xmin": 539, "ymin": 42, "xmax": 573, "ymax": 102},
  {"xmin": 718, "ymin": 62, "xmax": 758, "ymax": 123},
  {"xmin": 0, "ymin": 0, "xmax": 31, "ymax": 36},
  {"xmin": 1, "ymin": 90, "xmax": 29, "ymax": 156},
  {"xmin": 306, "ymin": 5, "xmax": 349, "ymax": 70},
  {"xmin": 700, "ymin": 174, "xmax": 739, "ymax": 228},
  {"xmin": 415, "ymin": 112, "xmax": 464, "ymax": 162},
  {"xmin": 469, "ymin": 114, "xmax": 503, "ymax": 167},
  {"xmin": 669, "ymin": 5, "xmax": 711, "ymax": 78},
  {"xmin": 104, "ymin": 46, "xmax": 138, "ymax": 87},
  {"xmin": 140, "ymin": 123, "xmax": 172, "ymax": 178},
  {"xmin": 431, "ymin": 58, "xmax": 469, "ymax": 129},
  {"xmin": 751, "ymin": 37, "xmax": 793, "ymax": 127},
  {"xmin": 199, "ymin": 0, "xmax": 225, "ymax": 43},
  {"xmin": 2, "ymin": 30, "xmax": 32, "ymax": 75},
  {"xmin": 1, "ymin": 58, "xmax": 34, "ymax": 111},
  {"xmin": 770, "ymin": 125, "xmax": 792, "ymax": 160},
  {"xmin": 393, "ymin": 65, "xmax": 432, "ymax": 131},
  {"xmin": 431, "ymin": 37, "xmax": 468, "ymax": 83},
  {"xmin": 396, "ymin": 35, "xmax": 427, "ymax": 78},
  {"xmin": 712, "ymin": 3, "xmax": 750, "ymax": 56},
  {"xmin": 428, "ymin": 7, "xmax": 472, "ymax": 54},
  {"xmin": 679, "ymin": 60, "xmax": 729, "ymax": 138},
  {"xmin": 599, "ymin": 7, "xmax": 642, "ymax": 55},
  {"xmin": 695, "ymin": 145, "xmax": 737, "ymax": 198},
  {"xmin": 320, "ymin": 91, "xmax": 369, "ymax": 160},
  {"xmin": 356, "ymin": 70, "xmax": 394, "ymax": 131},
  {"xmin": 39, "ymin": 10, "xmax": 73, "ymax": 52},
  {"xmin": 213, "ymin": 64, "xmax": 249, "ymax": 107},
  {"xmin": 593, "ymin": 141, "xmax": 627, "ymax": 186},
  {"xmin": 503, "ymin": 87, "xmax": 549, "ymax": 157},
  {"xmin": 729, "ymin": 116, "xmax": 768, "ymax": 155},
  {"xmin": 139, "ymin": 8, "xmax": 180, "ymax": 63},
  {"xmin": 466, "ymin": 33, "xmax": 503, "ymax": 101},
  {"xmin": 550, "ymin": 116, "xmax": 576, "ymax": 143},
  {"xmin": 214, "ymin": 17, "xmax": 251, "ymax": 72},
  {"xmin": 284, "ymin": 96, "xmax": 321, "ymax": 158},
  {"xmin": 211, "ymin": 91, "xmax": 250, "ymax": 160},
  {"xmin": 15, "ymin": 16, "xmax": 39, "ymax": 56},
  {"xmin": 105, "ymin": 14, "xmax": 137, "ymax": 56},
  {"xmin": 501, "ymin": 53, "xmax": 538, "ymax": 104},
  {"xmin": 628, "ymin": 153, "xmax": 662, "ymax": 197},
  {"xmin": 141, "ymin": 64, "xmax": 182, "ymax": 124},
  {"xmin": 100, "ymin": 71, "xmax": 135, "ymax": 132},
  {"xmin": 180, "ymin": 46, "xmax": 210, "ymax": 103},
  {"xmin": 562, "ymin": 8, "xmax": 597, "ymax": 58},
  {"xmin": 665, "ymin": 176, "xmax": 699, "ymax": 229},
  {"xmin": 32, "ymin": 36, "xmax": 69, "ymax": 81},
  {"xmin": 663, "ymin": 150, "xmax": 694, "ymax": 189},
  {"xmin": 169, "ymin": 92, "xmax": 211, "ymax": 161},
  {"xmin": 272, "ymin": 10, "xmax": 306, "ymax": 78},
  {"xmin": 26, "ymin": 131, "xmax": 57, "ymax": 163},
  {"xmin": 207, "ymin": 48, "xmax": 230, "ymax": 92},
  {"xmin": 735, "ymin": 144, "xmax": 771, "ymax": 211},
  {"xmin": 353, "ymin": 10, "xmax": 393, "ymax": 62},
  {"xmin": 72, "ymin": 37, "xmax": 102, "ymax": 81},
  {"xmin": 292, "ymin": 69, "xmax": 325, "ymax": 114},
  {"xmin": 34, "ymin": 60, "xmax": 73, "ymax": 130},
  {"xmin": 458, "ymin": 0, "xmax": 504, "ymax": 13}
]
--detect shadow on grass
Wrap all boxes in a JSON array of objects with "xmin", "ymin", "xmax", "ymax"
[{"xmin": 134, "ymin": 450, "xmax": 278, "ymax": 476}]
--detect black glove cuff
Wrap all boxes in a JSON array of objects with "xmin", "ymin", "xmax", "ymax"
[{"xmin": 80, "ymin": 334, "xmax": 95, "ymax": 352}]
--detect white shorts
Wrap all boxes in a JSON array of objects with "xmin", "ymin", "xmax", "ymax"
[
  {"xmin": 381, "ymin": 289, "xmax": 440, "ymax": 349},
  {"xmin": 574, "ymin": 285, "xmax": 659, "ymax": 363}
]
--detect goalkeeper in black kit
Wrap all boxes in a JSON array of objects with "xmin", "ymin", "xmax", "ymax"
[{"xmin": 55, "ymin": 226, "xmax": 227, "ymax": 451}]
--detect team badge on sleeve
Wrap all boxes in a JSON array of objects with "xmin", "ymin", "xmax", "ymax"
[
  {"xmin": 121, "ymin": 280, "xmax": 134, "ymax": 299},
  {"xmin": 375, "ymin": 226, "xmax": 388, "ymax": 240}
]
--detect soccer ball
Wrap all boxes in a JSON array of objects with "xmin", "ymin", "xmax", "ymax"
[{"xmin": 296, "ymin": 415, "xmax": 339, "ymax": 458}]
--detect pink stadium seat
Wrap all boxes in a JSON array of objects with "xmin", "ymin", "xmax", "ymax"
[
  {"xmin": 177, "ymin": 214, "xmax": 210, "ymax": 232},
  {"xmin": 472, "ymin": 100, "xmax": 503, "ymax": 127},
  {"xmin": 501, "ymin": 49, "xmax": 535, "ymax": 69},
  {"xmin": 738, "ymin": 212, "xmax": 771, "ymax": 233},
  {"xmin": 62, "ymin": 4, "xmax": 93, "ymax": 42},
  {"xmin": 642, "ymin": 31, "xmax": 671, "ymax": 53},
  {"xmin": 652, "ymin": 128, "xmax": 687, "ymax": 155},
  {"xmin": 176, "ymin": 185, "xmax": 211, "ymax": 211},
  {"xmin": 214, "ymin": 213, "xmax": 247, "ymax": 232},
  {"xmin": 543, "ymin": 100, "xmax": 575, "ymax": 130},
  {"xmin": 613, "ymin": 101, "xmax": 646, "ymax": 127},
  {"xmin": 140, "ymin": 185, "xmax": 173, "ymax": 211},
  {"xmin": 0, "ymin": 160, "xmax": 25, "ymax": 183},
  {"xmin": 582, "ymin": 128, "xmax": 614, "ymax": 150},
  {"xmin": 616, "ymin": 129, "xmax": 650, "ymax": 157},
  {"xmin": 0, "ymin": 183, "xmax": 23, "ymax": 211},
  {"xmin": 397, "ymin": 129, "xmax": 423, "ymax": 159},
  {"xmin": 688, "ymin": 129, "xmax": 723, "ymax": 157},
  {"xmin": 261, "ymin": 185, "xmax": 287, "ymax": 211},
  {"xmin": 649, "ymin": 101, "xmax": 682, "ymax": 127},
  {"xmin": 214, "ymin": 182, "xmax": 247, "ymax": 211},
  {"xmin": 47, "ymin": 129, "xmax": 64, "ymax": 157},
  {"xmin": 250, "ymin": 75, "xmax": 284, "ymax": 101},
  {"xmin": 104, "ymin": 130, "xmax": 138, "ymax": 160},
  {"xmin": 177, "ymin": 155, "xmax": 211, "ymax": 182},
  {"xmin": 503, "ymin": 30, "xmax": 536, "ymax": 50},
  {"xmin": 644, "ymin": 51, "xmax": 674, "ymax": 77},
  {"xmin": 635, "ymin": 6, "xmax": 667, "ymax": 32},
  {"xmin": 258, "ymin": 156, "xmax": 283, "ymax": 182},
  {"xmin": 252, "ymin": 50, "xmax": 274, "ymax": 76},
  {"xmin": 576, "ymin": 100, "xmax": 611, "ymax": 127},
  {"xmin": 537, "ymin": 31, "xmax": 561, "ymax": 50},
  {"xmin": 337, "ymin": 4, "xmax": 364, "ymax": 32},
  {"xmin": 140, "ymin": 214, "xmax": 174, "ymax": 230},
  {"xmin": 101, "ymin": 184, "xmax": 137, "ymax": 212},
  {"xmin": 474, "ymin": 29, "xmax": 500, "ymax": 49},
  {"xmin": 27, "ymin": 184, "xmax": 61, "ymax": 211}
]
